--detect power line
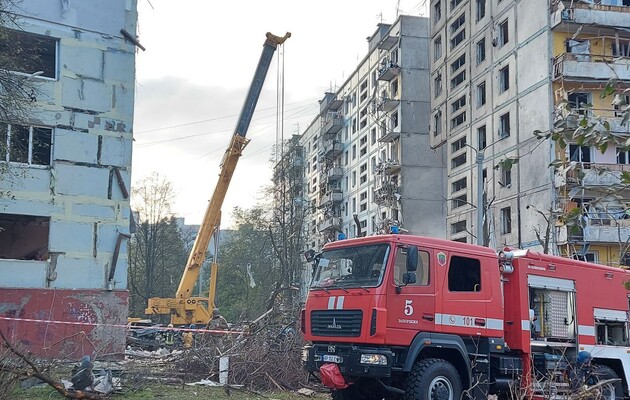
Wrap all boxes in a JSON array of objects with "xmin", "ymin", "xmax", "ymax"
[
  {"xmin": 134, "ymin": 100, "xmax": 315, "ymax": 135},
  {"xmin": 134, "ymin": 103, "xmax": 316, "ymax": 148}
]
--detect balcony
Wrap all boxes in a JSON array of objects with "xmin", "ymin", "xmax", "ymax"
[
  {"xmin": 563, "ymin": 163, "xmax": 630, "ymax": 187},
  {"xmin": 323, "ymin": 141, "xmax": 343, "ymax": 159},
  {"xmin": 376, "ymin": 97, "xmax": 400, "ymax": 113},
  {"xmin": 563, "ymin": 112, "xmax": 630, "ymax": 135},
  {"xmin": 378, "ymin": 35, "xmax": 399, "ymax": 51},
  {"xmin": 378, "ymin": 160, "xmax": 401, "ymax": 175},
  {"xmin": 290, "ymin": 157, "xmax": 304, "ymax": 170},
  {"xmin": 552, "ymin": 1, "xmax": 630, "ymax": 31},
  {"xmin": 558, "ymin": 219, "xmax": 630, "ymax": 244},
  {"xmin": 322, "ymin": 113, "xmax": 343, "ymax": 136},
  {"xmin": 327, "ymin": 166, "xmax": 343, "ymax": 181},
  {"xmin": 319, "ymin": 217, "xmax": 342, "ymax": 232},
  {"xmin": 553, "ymin": 53, "xmax": 630, "ymax": 82},
  {"xmin": 319, "ymin": 190, "xmax": 344, "ymax": 207},
  {"xmin": 378, "ymin": 61, "xmax": 401, "ymax": 81},
  {"xmin": 378, "ymin": 130, "xmax": 400, "ymax": 143}
]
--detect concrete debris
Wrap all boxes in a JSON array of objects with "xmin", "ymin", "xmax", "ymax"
[
  {"xmin": 297, "ymin": 388, "xmax": 316, "ymax": 397},
  {"xmin": 20, "ymin": 377, "xmax": 46, "ymax": 389},
  {"xmin": 185, "ymin": 379, "xmax": 222, "ymax": 387},
  {"xmin": 125, "ymin": 346, "xmax": 183, "ymax": 358}
]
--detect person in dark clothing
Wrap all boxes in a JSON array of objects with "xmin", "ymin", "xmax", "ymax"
[
  {"xmin": 569, "ymin": 351, "xmax": 593, "ymax": 392},
  {"xmin": 71, "ymin": 355, "xmax": 94, "ymax": 390}
]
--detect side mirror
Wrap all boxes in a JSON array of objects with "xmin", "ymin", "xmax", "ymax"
[
  {"xmin": 406, "ymin": 245, "xmax": 419, "ymax": 272},
  {"xmin": 403, "ymin": 272, "xmax": 417, "ymax": 285}
]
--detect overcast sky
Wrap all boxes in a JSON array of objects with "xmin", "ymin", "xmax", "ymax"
[{"xmin": 133, "ymin": 0, "xmax": 428, "ymax": 227}]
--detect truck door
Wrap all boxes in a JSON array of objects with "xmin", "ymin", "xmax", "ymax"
[
  {"xmin": 386, "ymin": 246, "xmax": 436, "ymax": 343},
  {"xmin": 439, "ymin": 253, "xmax": 497, "ymax": 337}
]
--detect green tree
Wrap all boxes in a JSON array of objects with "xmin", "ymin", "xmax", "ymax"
[
  {"xmin": 127, "ymin": 173, "xmax": 188, "ymax": 318},
  {"xmin": 215, "ymin": 206, "xmax": 275, "ymax": 322}
]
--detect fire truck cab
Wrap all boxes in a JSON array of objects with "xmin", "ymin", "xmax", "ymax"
[{"xmin": 302, "ymin": 235, "xmax": 630, "ymax": 399}]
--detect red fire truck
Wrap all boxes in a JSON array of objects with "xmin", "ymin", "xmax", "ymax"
[{"xmin": 301, "ymin": 235, "xmax": 630, "ymax": 399}]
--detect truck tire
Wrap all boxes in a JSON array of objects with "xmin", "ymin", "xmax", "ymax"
[
  {"xmin": 404, "ymin": 358, "xmax": 463, "ymax": 400},
  {"xmin": 590, "ymin": 365, "xmax": 623, "ymax": 400}
]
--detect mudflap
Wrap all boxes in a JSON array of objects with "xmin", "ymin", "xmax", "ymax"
[{"xmin": 320, "ymin": 363, "xmax": 351, "ymax": 390}]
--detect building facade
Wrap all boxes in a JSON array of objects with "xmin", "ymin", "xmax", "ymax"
[
  {"xmin": 302, "ymin": 15, "xmax": 446, "ymax": 251},
  {"xmin": 551, "ymin": 1, "xmax": 630, "ymax": 265},
  {"xmin": 430, "ymin": 0, "xmax": 630, "ymax": 263},
  {"xmin": 0, "ymin": 1, "xmax": 137, "ymax": 357}
]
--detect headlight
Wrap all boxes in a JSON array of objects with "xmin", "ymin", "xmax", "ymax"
[{"xmin": 360, "ymin": 353, "xmax": 388, "ymax": 365}]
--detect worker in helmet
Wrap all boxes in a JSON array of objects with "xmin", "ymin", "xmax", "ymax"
[
  {"xmin": 569, "ymin": 351, "xmax": 593, "ymax": 392},
  {"xmin": 164, "ymin": 323, "xmax": 175, "ymax": 346}
]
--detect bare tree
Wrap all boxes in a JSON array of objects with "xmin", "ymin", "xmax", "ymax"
[
  {"xmin": 127, "ymin": 173, "xmax": 188, "ymax": 319},
  {"xmin": 0, "ymin": 0, "xmax": 42, "ymax": 123},
  {"xmin": 0, "ymin": 0, "xmax": 47, "ymax": 199}
]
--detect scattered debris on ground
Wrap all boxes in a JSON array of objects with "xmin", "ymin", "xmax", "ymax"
[{"xmin": 1, "ymin": 309, "xmax": 327, "ymax": 400}]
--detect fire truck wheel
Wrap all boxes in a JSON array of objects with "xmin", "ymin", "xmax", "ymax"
[
  {"xmin": 589, "ymin": 364, "xmax": 623, "ymax": 400},
  {"xmin": 404, "ymin": 358, "xmax": 463, "ymax": 400}
]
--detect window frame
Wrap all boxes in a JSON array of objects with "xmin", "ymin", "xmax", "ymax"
[
  {"xmin": 0, "ymin": 123, "xmax": 53, "ymax": 167},
  {"xmin": 476, "ymin": 81, "xmax": 486, "ymax": 107},
  {"xmin": 501, "ymin": 207, "xmax": 512, "ymax": 234},
  {"xmin": 499, "ymin": 65, "xmax": 510, "ymax": 92},
  {"xmin": 0, "ymin": 29, "xmax": 58, "ymax": 80}
]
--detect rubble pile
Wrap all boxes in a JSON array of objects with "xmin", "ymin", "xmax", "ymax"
[{"xmin": 164, "ymin": 313, "xmax": 310, "ymax": 392}]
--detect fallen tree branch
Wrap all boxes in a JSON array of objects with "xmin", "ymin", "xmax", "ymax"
[{"xmin": 0, "ymin": 329, "xmax": 106, "ymax": 399}]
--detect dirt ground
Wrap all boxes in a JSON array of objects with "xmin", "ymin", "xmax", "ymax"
[{"xmin": 13, "ymin": 384, "xmax": 331, "ymax": 399}]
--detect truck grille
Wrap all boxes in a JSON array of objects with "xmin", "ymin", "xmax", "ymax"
[{"xmin": 310, "ymin": 310, "xmax": 362, "ymax": 337}]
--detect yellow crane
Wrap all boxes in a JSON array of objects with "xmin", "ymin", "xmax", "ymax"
[{"xmin": 145, "ymin": 32, "xmax": 291, "ymax": 326}]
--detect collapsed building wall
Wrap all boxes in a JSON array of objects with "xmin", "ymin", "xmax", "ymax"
[{"xmin": 0, "ymin": 0, "xmax": 137, "ymax": 358}]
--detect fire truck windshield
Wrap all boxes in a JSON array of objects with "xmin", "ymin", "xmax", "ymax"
[{"xmin": 310, "ymin": 244, "xmax": 390, "ymax": 289}]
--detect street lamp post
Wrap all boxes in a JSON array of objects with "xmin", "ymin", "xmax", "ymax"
[
  {"xmin": 475, "ymin": 152, "xmax": 484, "ymax": 246},
  {"xmin": 464, "ymin": 143, "xmax": 486, "ymax": 246}
]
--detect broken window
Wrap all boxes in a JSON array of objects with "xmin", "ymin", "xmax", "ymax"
[
  {"xmin": 0, "ymin": 214, "xmax": 50, "ymax": 260},
  {"xmin": 0, "ymin": 29, "xmax": 57, "ymax": 79},
  {"xmin": 568, "ymin": 92, "xmax": 590, "ymax": 115},
  {"xmin": 594, "ymin": 309, "xmax": 628, "ymax": 346},
  {"xmin": 0, "ymin": 124, "xmax": 52, "ymax": 165}
]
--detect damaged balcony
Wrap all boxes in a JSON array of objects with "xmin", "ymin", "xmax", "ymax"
[
  {"xmin": 377, "ymin": 97, "xmax": 400, "ymax": 113},
  {"xmin": 378, "ymin": 61, "xmax": 401, "ymax": 81},
  {"xmin": 290, "ymin": 156, "xmax": 304, "ymax": 170},
  {"xmin": 560, "ymin": 163, "xmax": 630, "ymax": 187},
  {"xmin": 553, "ymin": 53, "xmax": 630, "ymax": 82},
  {"xmin": 319, "ymin": 217, "xmax": 342, "ymax": 232},
  {"xmin": 323, "ymin": 140, "xmax": 343, "ymax": 159},
  {"xmin": 552, "ymin": 1, "xmax": 630, "ymax": 30},
  {"xmin": 378, "ymin": 129, "xmax": 401, "ymax": 143},
  {"xmin": 319, "ymin": 190, "xmax": 344, "ymax": 207},
  {"xmin": 377, "ymin": 160, "xmax": 402, "ymax": 175},
  {"xmin": 558, "ymin": 219, "xmax": 630, "ymax": 244},
  {"xmin": 327, "ymin": 166, "xmax": 344, "ymax": 181},
  {"xmin": 322, "ymin": 113, "xmax": 344, "ymax": 137}
]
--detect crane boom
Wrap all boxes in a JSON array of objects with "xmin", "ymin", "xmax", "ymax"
[{"xmin": 146, "ymin": 32, "xmax": 290, "ymax": 325}]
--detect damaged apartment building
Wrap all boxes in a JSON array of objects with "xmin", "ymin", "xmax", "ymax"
[
  {"xmin": 0, "ymin": 0, "xmax": 137, "ymax": 357},
  {"xmin": 300, "ymin": 15, "xmax": 446, "ymax": 250}
]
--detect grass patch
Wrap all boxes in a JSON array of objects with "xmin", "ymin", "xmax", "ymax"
[{"xmin": 12, "ymin": 383, "xmax": 329, "ymax": 399}]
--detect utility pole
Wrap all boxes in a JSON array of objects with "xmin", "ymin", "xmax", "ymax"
[{"xmin": 476, "ymin": 152, "xmax": 484, "ymax": 246}]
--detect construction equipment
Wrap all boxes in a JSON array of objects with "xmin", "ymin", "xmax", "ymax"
[
  {"xmin": 145, "ymin": 32, "xmax": 290, "ymax": 326},
  {"xmin": 302, "ymin": 235, "xmax": 630, "ymax": 399}
]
